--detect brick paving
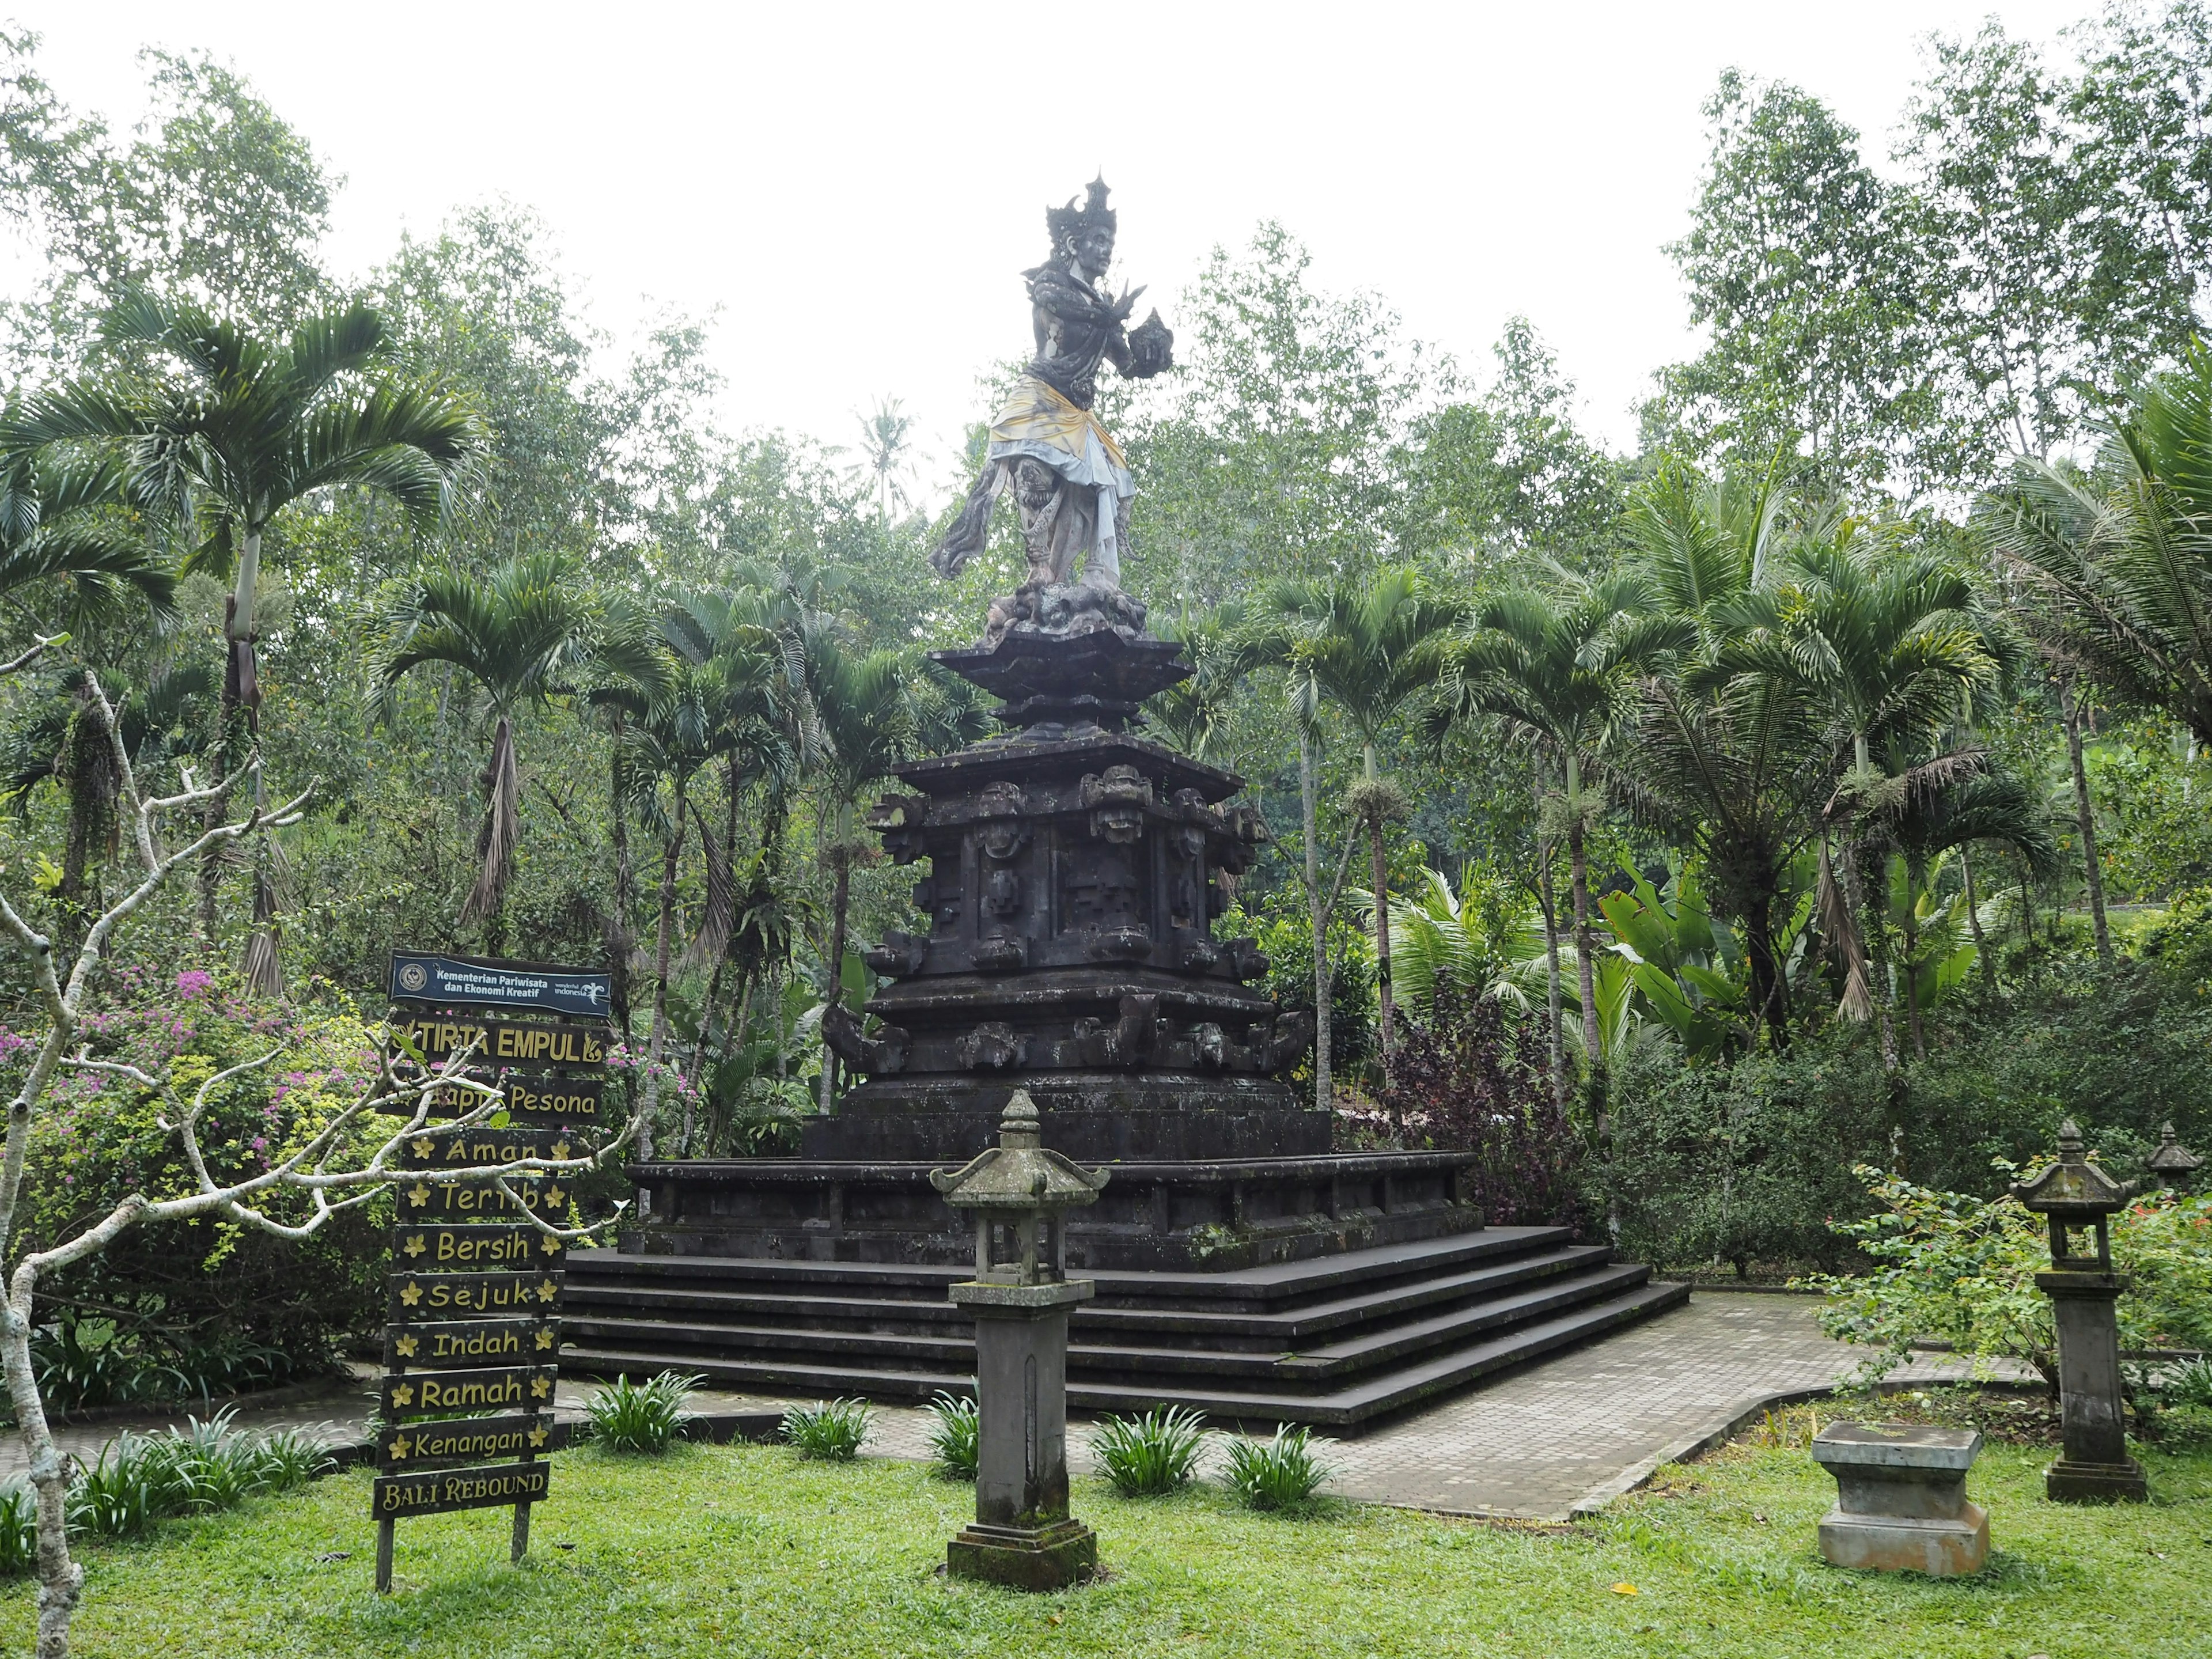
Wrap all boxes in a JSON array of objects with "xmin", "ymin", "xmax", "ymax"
[{"xmin": 0, "ymin": 1293, "xmax": 2032, "ymax": 1521}]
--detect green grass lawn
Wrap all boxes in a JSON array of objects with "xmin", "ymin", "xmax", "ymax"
[{"xmin": 5, "ymin": 1435, "xmax": 2206, "ymax": 1658}]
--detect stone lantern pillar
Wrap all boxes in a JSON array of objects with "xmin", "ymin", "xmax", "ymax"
[
  {"xmin": 2147, "ymin": 1123, "xmax": 2202, "ymax": 1193},
  {"xmin": 931, "ymin": 1089, "xmax": 1109, "ymax": 1589},
  {"xmin": 2010, "ymin": 1120, "xmax": 2147, "ymax": 1503}
]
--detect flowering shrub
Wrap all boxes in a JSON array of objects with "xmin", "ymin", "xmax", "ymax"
[
  {"xmin": 1378, "ymin": 990, "xmax": 1584, "ymax": 1229},
  {"xmin": 1, "ymin": 970, "xmax": 393, "ymax": 1403},
  {"xmin": 1800, "ymin": 1161, "xmax": 2212, "ymax": 1390}
]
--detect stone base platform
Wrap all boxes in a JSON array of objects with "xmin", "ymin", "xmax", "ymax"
[
  {"xmin": 564, "ymin": 1208, "xmax": 1687, "ymax": 1431},
  {"xmin": 627, "ymin": 1149, "xmax": 1479, "ymax": 1272}
]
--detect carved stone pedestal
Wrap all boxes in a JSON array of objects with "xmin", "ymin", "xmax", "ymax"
[
  {"xmin": 2039, "ymin": 1270, "xmax": 2148, "ymax": 1503},
  {"xmin": 1810, "ymin": 1422, "xmax": 1988, "ymax": 1575},
  {"xmin": 946, "ymin": 1279, "xmax": 1097, "ymax": 1590}
]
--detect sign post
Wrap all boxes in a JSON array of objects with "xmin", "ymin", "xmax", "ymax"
[{"xmin": 374, "ymin": 952, "xmax": 614, "ymax": 1593}]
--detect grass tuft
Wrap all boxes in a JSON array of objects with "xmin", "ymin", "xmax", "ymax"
[
  {"xmin": 1222, "ymin": 1424, "xmax": 1332, "ymax": 1510},
  {"xmin": 1090, "ymin": 1406, "xmax": 1207, "ymax": 1497},
  {"xmin": 781, "ymin": 1397, "xmax": 872, "ymax": 1461},
  {"xmin": 582, "ymin": 1370, "xmax": 701, "ymax": 1454},
  {"xmin": 923, "ymin": 1392, "xmax": 978, "ymax": 1480}
]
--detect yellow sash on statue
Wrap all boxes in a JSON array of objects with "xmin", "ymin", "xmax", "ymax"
[{"xmin": 988, "ymin": 376, "xmax": 1128, "ymax": 472}]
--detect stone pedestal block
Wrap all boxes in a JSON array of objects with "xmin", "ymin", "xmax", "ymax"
[
  {"xmin": 1810, "ymin": 1422, "xmax": 1989, "ymax": 1576},
  {"xmin": 2037, "ymin": 1270, "xmax": 2148, "ymax": 1503},
  {"xmin": 946, "ymin": 1278, "xmax": 1096, "ymax": 1590}
]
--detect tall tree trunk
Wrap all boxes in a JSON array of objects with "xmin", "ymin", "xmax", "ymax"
[
  {"xmin": 1902, "ymin": 868, "xmax": 1927, "ymax": 1062},
  {"xmin": 1565, "ymin": 751, "xmax": 1600, "ymax": 1067},
  {"xmin": 608, "ymin": 711, "xmax": 636, "ymax": 1046},
  {"xmin": 2062, "ymin": 683, "xmax": 2113, "ymax": 967},
  {"xmin": 819, "ymin": 802, "xmax": 854, "ymax": 1117},
  {"xmin": 1537, "ymin": 829, "xmax": 1567, "ymax": 1110},
  {"xmin": 1365, "ymin": 745, "xmax": 1396, "ymax": 1065},
  {"xmin": 2, "ymin": 1270, "xmax": 82, "ymax": 1659},
  {"xmin": 1741, "ymin": 887, "xmax": 1789, "ymax": 1049},
  {"xmin": 199, "ymin": 527, "xmax": 263, "ymax": 951},
  {"xmin": 643, "ymin": 775, "xmax": 687, "ymax": 1162},
  {"xmin": 1300, "ymin": 731, "xmax": 1332, "ymax": 1115},
  {"xmin": 1960, "ymin": 843, "xmax": 1995, "ymax": 992}
]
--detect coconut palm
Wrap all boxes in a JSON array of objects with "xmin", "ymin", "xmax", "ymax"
[
  {"xmin": 852, "ymin": 396, "xmax": 918, "ymax": 524},
  {"xmin": 375, "ymin": 552, "xmax": 596, "ymax": 950},
  {"xmin": 1150, "ymin": 601, "xmax": 1247, "ymax": 765},
  {"xmin": 1433, "ymin": 571, "xmax": 1656, "ymax": 1077},
  {"xmin": 1242, "ymin": 567, "xmax": 1461, "ymax": 1075},
  {"xmin": 5, "ymin": 290, "xmax": 483, "ymax": 987}
]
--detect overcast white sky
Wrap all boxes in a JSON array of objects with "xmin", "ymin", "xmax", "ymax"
[{"xmin": 5, "ymin": 1, "xmax": 2089, "ymax": 484}]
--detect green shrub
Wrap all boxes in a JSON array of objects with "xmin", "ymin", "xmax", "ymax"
[
  {"xmin": 781, "ymin": 1397, "xmax": 872, "ymax": 1462},
  {"xmin": 1090, "ymin": 1406, "xmax": 1207, "ymax": 1497},
  {"xmin": 1222, "ymin": 1425, "xmax": 1332, "ymax": 1511},
  {"xmin": 0, "ymin": 1482, "xmax": 32, "ymax": 1575},
  {"xmin": 583, "ymin": 1372, "xmax": 701, "ymax": 1454},
  {"xmin": 2164, "ymin": 1357, "xmax": 2212, "ymax": 1410},
  {"xmin": 1801, "ymin": 1164, "xmax": 2212, "ymax": 1385},
  {"xmin": 0, "ymin": 971, "xmax": 394, "ymax": 1399},
  {"xmin": 923, "ymin": 1392, "xmax": 977, "ymax": 1480},
  {"xmin": 51, "ymin": 1408, "xmax": 333, "ymax": 1548}
]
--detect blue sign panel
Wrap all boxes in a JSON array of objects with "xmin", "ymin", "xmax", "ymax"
[{"xmin": 388, "ymin": 953, "xmax": 612, "ymax": 1019}]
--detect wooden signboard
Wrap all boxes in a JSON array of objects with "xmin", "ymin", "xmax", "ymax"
[
  {"xmin": 392, "ymin": 1013, "xmax": 610, "ymax": 1070},
  {"xmin": 373, "ymin": 1461, "xmax": 552, "ymax": 1521},
  {"xmin": 381, "ymin": 1363, "xmax": 558, "ymax": 1419},
  {"xmin": 395, "ymin": 1175, "xmax": 569, "ymax": 1223},
  {"xmin": 391, "ymin": 1073, "xmax": 609, "ymax": 1124},
  {"xmin": 395, "ymin": 1224, "xmax": 566, "ymax": 1270},
  {"xmin": 384, "ymin": 1315, "xmax": 560, "ymax": 1370},
  {"xmin": 389, "ymin": 1269, "xmax": 564, "ymax": 1322},
  {"xmin": 380, "ymin": 1412, "xmax": 554, "ymax": 1469},
  {"xmin": 400, "ymin": 1128, "xmax": 576, "ymax": 1169},
  {"xmin": 376, "ymin": 953, "xmax": 612, "ymax": 1594}
]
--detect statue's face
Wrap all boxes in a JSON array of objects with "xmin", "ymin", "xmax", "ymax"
[{"xmin": 1074, "ymin": 225, "xmax": 1115, "ymax": 276}]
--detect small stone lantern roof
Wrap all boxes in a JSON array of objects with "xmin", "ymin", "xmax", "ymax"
[
  {"xmin": 2010, "ymin": 1119, "xmax": 2134, "ymax": 1271},
  {"xmin": 2009, "ymin": 1120, "xmax": 2128, "ymax": 1219},
  {"xmin": 2147, "ymin": 1122, "xmax": 2202, "ymax": 1188},
  {"xmin": 932, "ymin": 1090, "xmax": 1108, "ymax": 1290}
]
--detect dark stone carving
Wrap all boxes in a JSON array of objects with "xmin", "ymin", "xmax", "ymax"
[
  {"xmin": 822, "ymin": 1003, "xmax": 911, "ymax": 1075},
  {"xmin": 957, "ymin": 1022, "xmax": 1028, "ymax": 1071},
  {"xmin": 1080, "ymin": 764, "xmax": 1151, "ymax": 842},
  {"xmin": 863, "ymin": 929, "xmax": 929, "ymax": 978},
  {"xmin": 972, "ymin": 935, "xmax": 1028, "ymax": 972},
  {"xmin": 865, "ymin": 794, "xmax": 931, "ymax": 863}
]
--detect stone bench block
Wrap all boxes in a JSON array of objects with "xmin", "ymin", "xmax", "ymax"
[{"xmin": 1810, "ymin": 1422, "xmax": 1988, "ymax": 1576}]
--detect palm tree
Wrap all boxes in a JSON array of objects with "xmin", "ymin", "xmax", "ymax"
[
  {"xmin": 1150, "ymin": 602, "xmax": 1247, "ymax": 764},
  {"xmin": 376, "ymin": 552, "xmax": 595, "ymax": 951},
  {"xmin": 1980, "ymin": 342, "xmax": 2212, "ymax": 748},
  {"xmin": 1434, "ymin": 573, "xmax": 1653, "ymax": 1082},
  {"xmin": 5, "ymin": 291, "xmax": 483, "ymax": 987},
  {"xmin": 1610, "ymin": 457, "xmax": 1827, "ymax": 1048},
  {"xmin": 575, "ymin": 592, "xmax": 675, "ymax": 1040},
  {"xmin": 1243, "ymin": 568, "xmax": 1461, "ymax": 1074},
  {"xmin": 0, "ymin": 449, "xmax": 175, "ymax": 643},
  {"xmin": 805, "ymin": 636, "xmax": 917, "ymax": 1111},
  {"xmin": 1718, "ymin": 518, "xmax": 2006, "ymax": 1047},
  {"xmin": 852, "ymin": 397, "xmax": 917, "ymax": 524}
]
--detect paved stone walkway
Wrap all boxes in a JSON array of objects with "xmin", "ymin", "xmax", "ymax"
[{"xmin": 0, "ymin": 1293, "xmax": 2031, "ymax": 1520}]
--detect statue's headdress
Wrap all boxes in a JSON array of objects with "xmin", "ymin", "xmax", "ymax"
[{"xmin": 1047, "ymin": 176, "xmax": 1116, "ymax": 255}]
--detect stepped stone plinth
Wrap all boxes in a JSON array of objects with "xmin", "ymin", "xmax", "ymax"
[{"xmin": 586, "ymin": 619, "xmax": 1684, "ymax": 1427}]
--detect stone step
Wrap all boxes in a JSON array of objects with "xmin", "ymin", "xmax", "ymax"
[
  {"xmin": 560, "ymin": 1281, "xmax": 1690, "ymax": 1431},
  {"xmin": 565, "ymin": 1257, "xmax": 1644, "ymax": 1383},
  {"xmin": 566, "ymin": 1224, "xmax": 1577, "ymax": 1313},
  {"xmin": 562, "ymin": 1243, "xmax": 1623, "ymax": 1355}
]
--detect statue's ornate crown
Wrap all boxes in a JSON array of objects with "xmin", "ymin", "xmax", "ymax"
[{"xmin": 1047, "ymin": 176, "xmax": 1116, "ymax": 254}]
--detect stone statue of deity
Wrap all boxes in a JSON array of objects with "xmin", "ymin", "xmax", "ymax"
[{"xmin": 931, "ymin": 177, "xmax": 1174, "ymax": 643}]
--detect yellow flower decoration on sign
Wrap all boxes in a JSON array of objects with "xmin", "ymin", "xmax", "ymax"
[
  {"xmin": 393, "ymin": 1334, "xmax": 419, "ymax": 1359},
  {"xmin": 531, "ymin": 1376, "xmax": 551, "ymax": 1400},
  {"xmin": 391, "ymin": 1382, "xmax": 414, "ymax": 1407},
  {"xmin": 403, "ymin": 1234, "xmax": 427, "ymax": 1258},
  {"xmin": 399, "ymin": 1282, "xmax": 422, "ymax": 1307},
  {"xmin": 407, "ymin": 1183, "xmax": 431, "ymax": 1208},
  {"xmin": 534, "ymin": 1327, "xmax": 555, "ymax": 1351},
  {"xmin": 388, "ymin": 1434, "xmax": 412, "ymax": 1461}
]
